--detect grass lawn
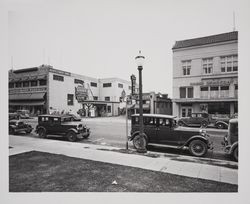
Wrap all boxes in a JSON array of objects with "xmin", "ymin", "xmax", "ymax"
[{"xmin": 9, "ymin": 151, "xmax": 238, "ymax": 192}]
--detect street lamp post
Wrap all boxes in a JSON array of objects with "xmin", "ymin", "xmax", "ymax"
[{"xmin": 135, "ymin": 51, "xmax": 147, "ymax": 153}]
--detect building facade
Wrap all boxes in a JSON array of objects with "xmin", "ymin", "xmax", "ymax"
[
  {"xmin": 9, "ymin": 65, "xmax": 132, "ymax": 117},
  {"xmin": 172, "ymin": 31, "xmax": 238, "ymax": 118}
]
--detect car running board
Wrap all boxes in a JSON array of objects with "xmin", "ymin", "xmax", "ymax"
[{"xmin": 148, "ymin": 143, "xmax": 188, "ymax": 150}]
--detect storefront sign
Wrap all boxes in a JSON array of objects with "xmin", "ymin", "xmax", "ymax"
[
  {"xmin": 75, "ymin": 85, "xmax": 88, "ymax": 102},
  {"xmin": 190, "ymin": 79, "xmax": 234, "ymax": 86},
  {"xmin": 9, "ymin": 87, "xmax": 47, "ymax": 94},
  {"xmin": 49, "ymin": 68, "xmax": 71, "ymax": 76}
]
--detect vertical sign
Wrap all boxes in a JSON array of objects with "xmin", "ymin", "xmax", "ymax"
[{"xmin": 130, "ymin": 74, "xmax": 136, "ymax": 96}]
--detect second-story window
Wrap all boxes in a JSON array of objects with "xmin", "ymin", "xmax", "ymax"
[
  {"xmin": 182, "ymin": 60, "xmax": 191, "ymax": 76},
  {"xmin": 31, "ymin": 81, "xmax": 38, "ymax": 87},
  {"xmin": 90, "ymin": 82, "xmax": 97, "ymax": 87},
  {"xmin": 53, "ymin": 74, "xmax": 64, "ymax": 82},
  {"xmin": 202, "ymin": 58, "xmax": 213, "ymax": 74},
  {"xmin": 23, "ymin": 81, "xmax": 29, "ymax": 87},
  {"xmin": 93, "ymin": 96, "xmax": 98, "ymax": 100},
  {"xmin": 9, "ymin": 82, "xmax": 14, "ymax": 88},
  {"xmin": 105, "ymin": 96, "xmax": 110, "ymax": 101},
  {"xmin": 15, "ymin": 82, "xmax": 22, "ymax": 88},
  {"xmin": 221, "ymin": 55, "xmax": 238, "ymax": 73},
  {"xmin": 118, "ymin": 83, "xmax": 123, "ymax": 88},
  {"xmin": 39, "ymin": 79, "xmax": 47, "ymax": 86},
  {"xmin": 67, "ymin": 94, "xmax": 74, "ymax": 106},
  {"xmin": 180, "ymin": 87, "xmax": 193, "ymax": 98},
  {"xmin": 103, "ymin": 83, "xmax": 112, "ymax": 88}
]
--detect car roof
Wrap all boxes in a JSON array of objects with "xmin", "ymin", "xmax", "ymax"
[{"xmin": 131, "ymin": 114, "xmax": 176, "ymax": 119}]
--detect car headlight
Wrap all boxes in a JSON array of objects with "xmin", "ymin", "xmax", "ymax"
[{"xmin": 199, "ymin": 129, "xmax": 207, "ymax": 136}]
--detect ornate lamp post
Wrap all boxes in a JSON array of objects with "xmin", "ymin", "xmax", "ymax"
[{"xmin": 135, "ymin": 51, "xmax": 147, "ymax": 153}]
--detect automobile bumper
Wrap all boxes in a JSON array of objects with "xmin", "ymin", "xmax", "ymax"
[{"xmin": 76, "ymin": 129, "xmax": 90, "ymax": 139}]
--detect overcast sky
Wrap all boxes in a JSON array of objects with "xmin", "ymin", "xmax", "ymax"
[{"xmin": 8, "ymin": 0, "xmax": 248, "ymax": 96}]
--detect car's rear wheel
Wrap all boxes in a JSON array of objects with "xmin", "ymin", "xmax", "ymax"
[
  {"xmin": 38, "ymin": 128, "xmax": 47, "ymax": 138},
  {"xmin": 201, "ymin": 121, "xmax": 208, "ymax": 128},
  {"xmin": 189, "ymin": 140, "xmax": 207, "ymax": 157},
  {"xmin": 133, "ymin": 134, "xmax": 147, "ymax": 150},
  {"xmin": 233, "ymin": 146, "xmax": 238, "ymax": 162},
  {"xmin": 216, "ymin": 123, "xmax": 225, "ymax": 129},
  {"xmin": 67, "ymin": 131, "xmax": 77, "ymax": 142}
]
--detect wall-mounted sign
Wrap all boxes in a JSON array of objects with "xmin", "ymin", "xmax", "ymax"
[
  {"xmin": 75, "ymin": 85, "xmax": 88, "ymax": 102},
  {"xmin": 49, "ymin": 68, "xmax": 71, "ymax": 76},
  {"xmin": 190, "ymin": 79, "xmax": 235, "ymax": 86},
  {"xmin": 9, "ymin": 87, "xmax": 47, "ymax": 94}
]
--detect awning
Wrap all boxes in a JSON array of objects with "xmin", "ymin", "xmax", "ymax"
[
  {"xmin": 9, "ymin": 93, "xmax": 45, "ymax": 100},
  {"xmin": 9, "ymin": 101, "xmax": 45, "ymax": 106}
]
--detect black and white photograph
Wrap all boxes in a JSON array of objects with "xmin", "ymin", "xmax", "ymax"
[{"xmin": 1, "ymin": 0, "xmax": 250, "ymax": 203}]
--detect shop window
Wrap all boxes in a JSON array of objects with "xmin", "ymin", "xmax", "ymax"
[
  {"xmin": 74, "ymin": 79, "xmax": 84, "ymax": 85},
  {"xmin": 220, "ymin": 55, "xmax": 238, "ymax": 73},
  {"xmin": 53, "ymin": 74, "xmax": 64, "ymax": 82},
  {"xmin": 15, "ymin": 82, "xmax": 22, "ymax": 88},
  {"xmin": 90, "ymin": 82, "xmax": 97, "ymax": 87},
  {"xmin": 181, "ymin": 108, "xmax": 186, "ymax": 117},
  {"xmin": 23, "ymin": 81, "xmax": 29, "ymax": 87},
  {"xmin": 202, "ymin": 58, "xmax": 213, "ymax": 74},
  {"xmin": 103, "ymin": 83, "xmax": 112, "ymax": 88},
  {"xmin": 118, "ymin": 83, "xmax": 123, "ymax": 88},
  {"xmin": 107, "ymin": 106, "xmax": 111, "ymax": 113},
  {"xmin": 39, "ymin": 79, "xmax": 47, "ymax": 86},
  {"xmin": 105, "ymin": 96, "xmax": 110, "ymax": 101},
  {"xmin": 234, "ymin": 84, "xmax": 238, "ymax": 90},
  {"xmin": 220, "ymin": 86, "xmax": 229, "ymax": 90},
  {"xmin": 67, "ymin": 94, "xmax": 74, "ymax": 106},
  {"xmin": 182, "ymin": 60, "xmax": 191, "ymax": 76},
  {"xmin": 31, "ymin": 81, "xmax": 38, "ymax": 87},
  {"xmin": 210, "ymin": 86, "xmax": 219, "ymax": 91},
  {"xmin": 9, "ymin": 82, "xmax": 14, "ymax": 88},
  {"xmin": 200, "ymin": 86, "xmax": 208, "ymax": 91}
]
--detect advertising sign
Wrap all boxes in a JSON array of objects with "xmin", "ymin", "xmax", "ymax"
[{"xmin": 75, "ymin": 85, "xmax": 88, "ymax": 102}]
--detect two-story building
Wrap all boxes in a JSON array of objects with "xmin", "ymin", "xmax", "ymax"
[{"xmin": 172, "ymin": 31, "xmax": 238, "ymax": 118}]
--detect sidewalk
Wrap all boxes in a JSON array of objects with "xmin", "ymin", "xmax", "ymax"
[{"xmin": 9, "ymin": 135, "xmax": 238, "ymax": 185}]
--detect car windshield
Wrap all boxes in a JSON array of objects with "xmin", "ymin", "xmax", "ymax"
[{"xmin": 62, "ymin": 117, "xmax": 72, "ymax": 122}]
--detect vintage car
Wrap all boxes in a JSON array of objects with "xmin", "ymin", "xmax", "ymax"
[
  {"xmin": 222, "ymin": 118, "xmax": 238, "ymax": 161},
  {"xmin": 35, "ymin": 115, "xmax": 90, "ymax": 142},
  {"xmin": 9, "ymin": 120, "xmax": 33, "ymax": 134},
  {"xmin": 9, "ymin": 112, "xmax": 20, "ymax": 120},
  {"xmin": 67, "ymin": 114, "xmax": 82, "ymax": 121},
  {"xmin": 130, "ymin": 114, "xmax": 213, "ymax": 157},
  {"xmin": 16, "ymin": 110, "xmax": 30, "ymax": 119},
  {"xmin": 178, "ymin": 112, "xmax": 210, "ymax": 128}
]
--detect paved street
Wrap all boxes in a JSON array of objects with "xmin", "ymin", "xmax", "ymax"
[{"xmin": 19, "ymin": 116, "xmax": 231, "ymax": 161}]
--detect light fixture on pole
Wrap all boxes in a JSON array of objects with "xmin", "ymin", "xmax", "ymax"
[{"xmin": 135, "ymin": 51, "xmax": 147, "ymax": 153}]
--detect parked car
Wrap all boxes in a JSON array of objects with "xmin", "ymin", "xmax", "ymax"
[
  {"xmin": 211, "ymin": 114, "xmax": 230, "ymax": 129},
  {"xmin": 16, "ymin": 110, "xmax": 30, "ymax": 119},
  {"xmin": 66, "ymin": 114, "xmax": 82, "ymax": 121},
  {"xmin": 178, "ymin": 112, "xmax": 211, "ymax": 128},
  {"xmin": 35, "ymin": 115, "xmax": 90, "ymax": 142},
  {"xmin": 9, "ymin": 112, "xmax": 20, "ymax": 120},
  {"xmin": 221, "ymin": 118, "xmax": 238, "ymax": 161},
  {"xmin": 130, "ymin": 114, "xmax": 213, "ymax": 157},
  {"xmin": 9, "ymin": 120, "xmax": 33, "ymax": 134}
]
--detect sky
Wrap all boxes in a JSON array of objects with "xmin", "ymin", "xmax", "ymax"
[{"xmin": 7, "ymin": 0, "xmax": 248, "ymax": 97}]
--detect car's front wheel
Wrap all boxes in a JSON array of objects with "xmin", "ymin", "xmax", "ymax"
[
  {"xmin": 189, "ymin": 140, "xmax": 207, "ymax": 157},
  {"xmin": 38, "ymin": 128, "xmax": 47, "ymax": 138},
  {"xmin": 233, "ymin": 146, "xmax": 238, "ymax": 162},
  {"xmin": 201, "ymin": 121, "xmax": 208, "ymax": 128},
  {"xmin": 133, "ymin": 134, "xmax": 147, "ymax": 150},
  {"xmin": 67, "ymin": 131, "xmax": 77, "ymax": 142}
]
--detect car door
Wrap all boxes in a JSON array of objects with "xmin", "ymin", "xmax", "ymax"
[
  {"xmin": 189, "ymin": 113, "xmax": 198, "ymax": 125},
  {"xmin": 156, "ymin": 118, "xmax": 180, "ymax": 146},
  {"xmin": 48, "ymin": 117, "xmax": 62, "ymax": 134},
  {"xmin": 143, "ymin": 116, "xmax": 158, "ymax": 143}
]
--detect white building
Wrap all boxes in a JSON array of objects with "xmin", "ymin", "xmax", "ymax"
[
  {"xmin": 9, "ymin": 65, "xmax": 132, "ymax": 117},
  {"xmin": 172, "ymin": 31, "xmax": 238, "ymax": 118}
]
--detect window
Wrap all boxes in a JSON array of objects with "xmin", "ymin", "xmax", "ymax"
[
  {"xmin": 118, "ymin": 83, "xmax": 123, "ymax": 88},
  {"xmin": 107, "ymin": 106, "xmax": 111, "ymax": 113},
  {"xmin": 158, "ymin": 118, "xmax": 170, "ymax": 127},
  {"xmin": 74, "ymin": 79, "xmax": 84, "ymax": 85},
  {"xmin": 143, "ymin": 117, "xmax": 155, "ymax": 125},
  {"xmin": 220, "ymin": 55, "xmax": 238, "ymax": 73},
  {"xmin": 200, "ymin": 86, "xmax": 208, "ymax": 91},
  {"xmin": 235, "ymin": 84, "xmax": 238, "ymax": 90},
  {"xmin": 67, "ymin": 94, "xmax": 74, "ymax": 106},
  {"xmin": 210, "ymin": 86, "xmax": 219, "ymax": 91},
  {"xmin": 15, "ymin": 82, "xmax": 22, "ymax": 88},
  {"xmin": 39, "ymin": 79, "xmax": 47, "ymax": 86},
  {"xmin": 9, "ymin": 83, "xmax": 14, "ymax": 88},
  {"xmin": 31, "ymin": 81, "xmax": 38, "ymax": 87},
  {"xmin": 103, "ymin": 83, "xmax": 112, "ymax": 87},
  {"xmin": 105, "ymin": 96, "xmax": 110, "ymax": 101},
  {"xmin": 23, "ymin": 81, "xmax": 29, "ymax": 87},
  {"xmin": 220, "ymin": 86, "xmax": 229, "ymax": 90},
  {"xmin": 132, "ymin": 116, "xmax": 139, "ymax": 124},
  {"xmin": 93, "ymin": 96, "xmax": 98, "ymax": 100},
  {"xmin": 202, "ymin": 58, "xmax": 213, "ymax": 74},
  {"xmin": 180, "ymin": 87, "xmax": 193, "ymax": 98},
  {"xmin": 90, "ymin": 82, "xmax": 97, "ymax": 87},
  {"xmin": 182, "ymin": 60, "xmax": 191, "ymax": 75},
  {"xmin": 53, "ymin": 74, "xmax": 64, "ymax": 81}
]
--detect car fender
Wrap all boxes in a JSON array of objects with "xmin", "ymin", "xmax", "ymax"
[
  {"xmin": 36, "ymin": 126, "xmax": 46, "ymax": 133},
  {"xmin": 129, "ymin": 131, "xmax": 148, "ymax": 142},
  {"xmin": 182, "ymin": 135, "xmax": 209, "ymax": 147},
  {"xmin": 228, "ymin": 142, "xmax": 238, "ymax": 155},
  {"xmin": 9, "ymin": 124, "xmax": 17, "ymax": 129},
  {"xmin": 215, "ymin": 120, "xmax": 228, "ymax": 127},
  {"xmin": 67, "ymin": 128, "xmax": 78, "ymax": 134},
  {"xmin": 178, "ymin": 119, "xmax": 189, "ymax": 126}
]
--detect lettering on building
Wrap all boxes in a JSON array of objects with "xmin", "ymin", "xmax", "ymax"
[{"xmin": 75, "ymin": 85, "xmax": 88, "ymax": 102}]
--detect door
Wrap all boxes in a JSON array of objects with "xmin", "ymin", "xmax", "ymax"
[
  {"xmin": 48, "ymin": 117, "xmax": 62, "ymax": 134},
  {"xmin": 156, "ymin": 118, "xmax": 180, "ymax": 145}
]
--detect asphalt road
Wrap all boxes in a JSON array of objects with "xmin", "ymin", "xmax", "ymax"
[{"xmin": 16, "ymin": 116, "xmax": 232, "ymax": 161}]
